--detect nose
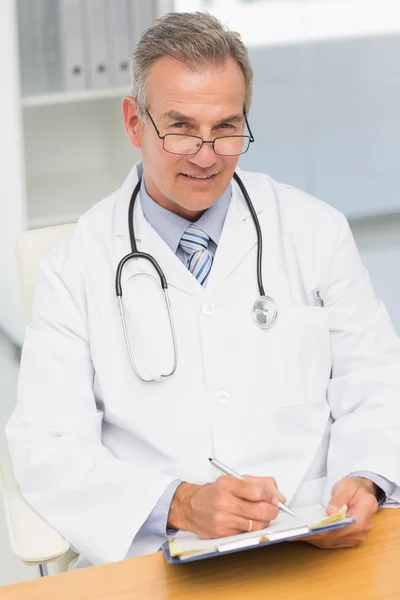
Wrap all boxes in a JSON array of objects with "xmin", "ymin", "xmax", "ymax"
[{"xmin": 188, "ymin": 141, "xmax": 217, "ymax": 169}]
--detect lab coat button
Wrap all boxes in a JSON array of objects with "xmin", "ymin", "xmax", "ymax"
[
  {"xmin": 216, "ymin": 390, "xmax": 229, "ymax": 404},
  {"xmin": 202, "ymin": 303, "xmax": 215, "ymax": 316}
]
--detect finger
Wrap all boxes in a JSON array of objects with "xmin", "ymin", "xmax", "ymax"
[
  {"xmin": 207, "ymin": 511, "xmax": 272, "ymax": 539},
  {"xmin": 217, "ymin": 485, "xmax": 279, "ymax": 524},
  {"xmin": 304, "ymin": 528, "xmax": 350, "ymax": 545},
  {"xmin": 244, "ymin": 475, "xmax": 287, "ymax": 503},
  {"xmin": 227, "ymin": 475, "xmax": 281, "ymax": 504},
  {"xmin": 304, "ymin": 504, "xmax": 373, "ymax": 549},
  {"xmin": 303, "ymin": 494, "xmax": 377, "ymax": 549},
  {"xmin": 347, "ymin": 489, "xmax": 378, "ymax": 522},
  {"xmin": 289, "ymin": 527, "xmax": 355, "ymax": 546},
  {"xmin": 231, "ymin": 497, "xmax": 280, "ymax": 524},
  {"xmin": 306, "ymin": 537, "xmax": 358, "ymax": 549},
  {"xmin": 236, "ymin": 516, "xmax": 273, "ymax": 534},
  {"xmin": 327, "ymin": 478, "xmax": 358, "ymax": 514},
  {"xmin": 305, "ymin": 529, "xmax": 368, "ymax": 549}
]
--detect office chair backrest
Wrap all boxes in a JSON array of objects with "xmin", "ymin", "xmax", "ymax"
[
  {"xmin": 12, "ymin": 223, "xmax": 77, "ymax": 573},
  {"xmin": 16, "ymin": 223, "xmax": 76, "ymax": 322}
]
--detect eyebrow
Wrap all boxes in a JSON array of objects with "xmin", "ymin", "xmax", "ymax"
[{"xmin": 160, "ymin": 110, "xmax": 244, "ymax": 125}]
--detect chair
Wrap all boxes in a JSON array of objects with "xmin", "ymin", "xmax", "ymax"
[{"xmin": 0, "ymin": 223, "xmax": 77, "ymax": 576}]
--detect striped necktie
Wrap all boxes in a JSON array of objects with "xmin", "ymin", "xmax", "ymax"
[{"xmin": 179, "ymin": 224, "xmax": 213, "ymax": 287}]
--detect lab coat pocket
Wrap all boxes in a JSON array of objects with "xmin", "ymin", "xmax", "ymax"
[{"xmin": 274, "ymin": 306, "xmax": 331, "ymax": 406}]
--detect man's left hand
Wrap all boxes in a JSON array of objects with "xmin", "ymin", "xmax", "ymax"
[{"xmin": 303, "ymin": 476, "xmax": 379, "ymax": 549}]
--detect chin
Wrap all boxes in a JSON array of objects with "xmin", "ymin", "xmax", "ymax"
[
  {"xmin": 180, "ymin": 188, "xmax": 222, "ymax": 207},
  {"xmin": 179, "ymin": 198, "xmax": 217, "ymax": 214}
]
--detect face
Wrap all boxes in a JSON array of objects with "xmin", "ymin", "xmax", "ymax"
[{"xmin": 122, "ymin": 56, "xmax": 247, "ymax": 220}]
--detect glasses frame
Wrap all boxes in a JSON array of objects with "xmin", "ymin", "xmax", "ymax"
[{"xmin": 145, "ymin": 109, "xmax": 255, "ymax": 156}]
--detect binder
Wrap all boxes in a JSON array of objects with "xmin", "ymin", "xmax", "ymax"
[
  {"xmin": 127, "ymin": 0, "xmax": 154, "ymax": 52},
  {"xmin": 83, "ymin": 0, "xmax": 111, "ymax": 89},
  {"xmin": 107, "ymin": 1, "xmax": 131, "ymax": 88},
  {"xmin": 59, "ymin": 0, "xmax": 86, "ymax": 91},
  {"xmin": 42, "ymin": 0, "xmax": 63, "ymax": 94},
  {"xmin": 17, "ymin": 0, "xmax": 46, "ymax": 96}
]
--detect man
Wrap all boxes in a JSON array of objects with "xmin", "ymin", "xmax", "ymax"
[{"xmin": 6, "ymin": 12, "xmax": 400, "ymax": 569}]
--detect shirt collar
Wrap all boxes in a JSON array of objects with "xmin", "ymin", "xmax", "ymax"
[{"xmin": 140, "ymin": 179, "xmax": 232, "ymax": 254}]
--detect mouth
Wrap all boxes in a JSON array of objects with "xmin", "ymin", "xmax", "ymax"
[{"xmin": 180, "ymin": 173, "xmax": 217, "ymax": 183}]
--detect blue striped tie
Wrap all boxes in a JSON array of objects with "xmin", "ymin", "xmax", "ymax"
[{"xmin": 179, "ymin": 224, "xmax": 213, "ymax": 287}]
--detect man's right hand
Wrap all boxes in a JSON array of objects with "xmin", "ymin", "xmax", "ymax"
[{"xmin": 167, "ymin": 475, "xmax": 284, "ymax": 539}]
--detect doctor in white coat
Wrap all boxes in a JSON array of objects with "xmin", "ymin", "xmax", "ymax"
[{"xmin": 6, "ymin": 12, "xmax": 400, "ymax": 568}]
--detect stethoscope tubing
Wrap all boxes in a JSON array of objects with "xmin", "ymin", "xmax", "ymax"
[
  {"xmin": 116, "ymin": 171, "xmax": 265, "ymax": 299},
  {"xmin": 114, "ymin": 171, "xmax": 275, "ymax": 382},
  {"xmin": 231, "ymin": 172, "xmax": 265, "ymax": 297}
]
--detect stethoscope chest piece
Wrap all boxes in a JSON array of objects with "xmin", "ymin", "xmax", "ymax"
[{"xmin": 253, "ymin": 295, "xmax": 278, "ymax": 329}]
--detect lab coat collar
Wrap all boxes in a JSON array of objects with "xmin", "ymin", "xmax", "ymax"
[
  {"xmin": 114, "ymin": 163, "xmax": 201, "ymax": 296},
  {"xmin": 114, "ymin": 162, "xmax": 142, "ymax": 237},
  {"xmin": 203, "ymin": 168, "xmax": 265, "ymax": 299},
  {"xmin": 234, "ymin": 166, "xmax": 265, "ymax": 220},
  {"xmin": 114, "ymin": 162, "xmax": 264, "ymax": 238},
  {"xmin": 114, "ymin": 162, "xmax": 267, "ymax": 297}
]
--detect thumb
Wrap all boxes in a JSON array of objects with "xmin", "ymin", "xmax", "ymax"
[{"xmin": 326, "ymin": 478, "xmax": 356, "ymax": 515}]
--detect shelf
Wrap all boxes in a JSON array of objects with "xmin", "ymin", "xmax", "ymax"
[{"xmin": 22, "ymin": 86, "xmax": 130, "ymax": 108}]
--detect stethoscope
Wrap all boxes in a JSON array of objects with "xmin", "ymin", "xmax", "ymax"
[{"xmin": 115, "ymin": 171, "xmax": 278, "ymax": 383}]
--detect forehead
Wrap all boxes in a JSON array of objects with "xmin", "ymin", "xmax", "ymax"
[{"xmin": 146, "ymin": 56, "xmax": 246, "ymax": 118}]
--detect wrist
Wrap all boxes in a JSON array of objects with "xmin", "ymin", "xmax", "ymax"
[
  {"xmin": 352, "ymin": 476, "xmax": 379, "ymax": 498},
  {"xmin": 167, "ymin": 482, "xmax": 200, "ymax": 531}
]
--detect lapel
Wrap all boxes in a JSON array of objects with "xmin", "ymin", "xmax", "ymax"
[
  {"xmin": 114, "ymin": 163, "xmax": 201, "ymax": 297},
  {"xmin": 203, "ymin": 168, "xmax": 267, "ymax": 299},
  {"xmin": 114, "ymin": 164, "xmax": 271, "ymax": 299}
]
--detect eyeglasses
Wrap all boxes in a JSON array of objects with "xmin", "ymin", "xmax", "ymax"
[{"xmin": 145, "ymin": 109, "xmax": 255, "ymax": 156}]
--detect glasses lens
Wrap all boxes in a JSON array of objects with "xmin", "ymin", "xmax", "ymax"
[
  {"xmin": 214, "ymin": 136, "xmax": 250, "ymax": 156},
  {"xmin": 163, "ymin": 135, "xmax": 202, "ymax": 155}
]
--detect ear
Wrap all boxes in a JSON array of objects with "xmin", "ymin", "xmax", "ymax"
[{"xmin": 122, "ymin": 96, "xmax": 142, "ymax": 149}]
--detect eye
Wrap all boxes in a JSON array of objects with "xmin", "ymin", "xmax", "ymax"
[
  {"xmin": 219, "ymin": 123, "xmax": 234, "ymax": 129},
  {"xmin": 171, "ymin": 122, "xmax": 186, "ymax": 129}
]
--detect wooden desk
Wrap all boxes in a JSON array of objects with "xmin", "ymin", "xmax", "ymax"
[{"xmin": 2, "ymin": 510, "xmax": 399, "ymax": 600}]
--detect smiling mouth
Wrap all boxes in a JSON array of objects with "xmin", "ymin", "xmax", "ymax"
[{"xmin": 181, "ymin": 173, "xmax": 217, "ymax": 180}]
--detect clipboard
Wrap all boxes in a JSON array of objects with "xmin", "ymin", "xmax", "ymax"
[{"xmin": 163, "ymin": 505, "xmax": 355, "ymax": 564}]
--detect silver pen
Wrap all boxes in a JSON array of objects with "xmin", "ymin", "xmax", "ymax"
[
  {"xmin": 209, "ymin": 458, "xmax": 297, "ymax": 518},
  {"xmin": 314, "ymin": 289, "xmax": 324, "ymax": 307}
]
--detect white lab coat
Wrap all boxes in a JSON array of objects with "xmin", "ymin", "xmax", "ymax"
[{"xmin": 6, "ymin": 164, "xmax": 400, "ymax": 567}]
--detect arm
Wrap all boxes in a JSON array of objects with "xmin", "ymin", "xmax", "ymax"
[
  {"xmin": 140, "ymin": 480, "xmax": 181, "ymax": 538},
  {"xmin": 6, "ymin": 236, "xmax": 177, "ymax": 566},
  {"xmin": 325, "ymin": 214, "xmax": 400, "ymax": 503},
  {"xmin": 302, "ymin": 215, "xmax": 400, "ymax": 550},
  {"xmin": 349, "ymin": 472, "xmax": 395, "ymax": 505},
  {"xmin": 167, "ymin": 476, "xmax": 283, "ymax": 539}
]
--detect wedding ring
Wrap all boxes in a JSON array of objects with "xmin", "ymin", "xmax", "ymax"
[{"xmin": 247, "ymin": 519, "xmax": 253, "ymax": 532}]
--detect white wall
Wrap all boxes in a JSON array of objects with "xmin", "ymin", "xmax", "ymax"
[
  {"xmin": 352, "ymin": 216, "xmax": 400, "ymax": 334},
  {"xmin": 239, "ymin": 33, "xmax": 400, "ymax": 218},
  {"xmin": 0, "ymin": 0, "xmax": 26, "ymax": 344}
]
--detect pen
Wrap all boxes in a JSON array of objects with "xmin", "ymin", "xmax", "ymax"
[
  {"xmin": 209, "ymin": 457, "xmax": 297, "ymax": 518},
  {"xmin": 314, "ymin": 289, "xmax": 324, "ymax": 307}
]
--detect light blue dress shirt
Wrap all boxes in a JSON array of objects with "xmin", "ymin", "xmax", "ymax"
[
  {"xmin": 140, "ymin": 178, "xmax": 232, "ymax": 264},
  {"xmin": 136, "ymin": 178, "xmax": 394, "ymax": 542}
]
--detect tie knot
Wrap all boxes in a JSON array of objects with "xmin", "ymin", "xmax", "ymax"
[{"xmin": 179, "ymin": 224, "xmax": 210, "ymax": 256}]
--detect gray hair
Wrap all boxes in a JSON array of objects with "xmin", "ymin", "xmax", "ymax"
[{"xmin": 131, "ymin": 12, "xmax": 253, "ymax": 122}]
